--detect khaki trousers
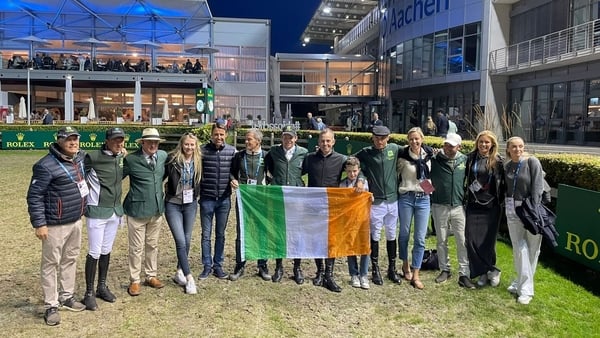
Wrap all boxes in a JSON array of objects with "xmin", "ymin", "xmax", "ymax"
[
  {"xmin": 127, "ymin": 215, "xmax": 163, "ymax": 283},
  {"xmin": 41, "ymin": 220, "xmax": 82, "ymax": 308}
]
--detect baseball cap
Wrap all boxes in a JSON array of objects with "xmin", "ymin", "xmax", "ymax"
[
  {"xmin": 57, "ymin": 126, "xmax": 80, "ymax": 139},
  {"xmin": 282, "ymin": 125, "xmax": 297, "ymax": 137},
  {"xmin": 105, "ymin": 127, "xmax": 125, "ymax": 140},
  {"xmin": 444, "ymin": 133, "xmax": 462, "ymax": 146},
  {"xmin": 372, "ymin": 125, "xmax": 390, "ymax": 136}
]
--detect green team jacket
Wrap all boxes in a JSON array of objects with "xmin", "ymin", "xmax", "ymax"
[
  {"xmin": 354, "ymin": 143, "xmax": 401, "ymax": 205},
  {"xmin": 265, "ymin": 144, "xmax": 308, "ymax": 186},
  {"xmin": 430, "ymin": 150, "xmax": 467, "ymax": 207},
  {"xmin": 84, "ymin": 148, "xmax": 125, "ymax": 219},
  {"xmin": 123, "ymin": 148, "xmax": 167, "ymax": 218}
]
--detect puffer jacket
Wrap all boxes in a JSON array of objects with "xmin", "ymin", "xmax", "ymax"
[
  {"xmin": 200, "ymin": 141, "xmax": 236, "ymax": 199},
  {"xmin": 27, "ymin": 143, "xmax": 86, "ymax": 228}
]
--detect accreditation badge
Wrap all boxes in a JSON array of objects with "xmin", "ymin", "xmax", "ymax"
[
  {"xmin": 77, "ymin": 180, "xmax": 90, "ymax": 197},
  {"xmin": 183, "ymin": 189, "xmax": 194, "ymax": 204}
]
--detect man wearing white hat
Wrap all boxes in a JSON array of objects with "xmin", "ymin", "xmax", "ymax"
[
  {"xmin": 430, "ymin": 133, "xmax": 475, "ymax": 289},
  {"xmin": 123, "ymin": 128, "xmax": 167, "ymax": 296}
]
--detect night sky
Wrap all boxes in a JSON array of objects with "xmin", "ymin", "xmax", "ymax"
[{"xmin": 207, "ymin": 0, "xmax": 331, "ymax": 54}]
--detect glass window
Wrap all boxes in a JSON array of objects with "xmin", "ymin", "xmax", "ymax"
[{"xmin": 447, "ymin": 39, "xmax": 463, "ymax": 73}]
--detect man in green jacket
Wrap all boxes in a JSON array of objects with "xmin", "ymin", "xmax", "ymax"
[
  {"xmin": 82, "ymin": 127, "xmax": 126, "ymax": 310},
  {"xmin": 264, "ymin": 125, "xmax": 308, "ymax": 284},
  {"xmin": 354, "ymin": 126, "xmax": 402, "ymax": 286},
  {"xmin": 430, "ymin": 133, "xmax": 475, "ymax": 289},
  {"xmin": 123, "ymin": 128, "xmax": 167, "ymax": 296}
]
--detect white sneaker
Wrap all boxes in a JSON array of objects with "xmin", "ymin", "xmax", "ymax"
[
  {"xmin": 487, "ymin": 269, "xmax": 501, "ymax": 287},
  {"xmin": 173, "ymin": 269, "xmax": 186, "ymax": 286},
  {"xmin": 185, "ymin": 276, "xmax": 197, "ymax": 295},
  {"xmin": 359, "ymin": 275, "xmax": 370, "ymax": 290},
  {"xmin": 477, "ymin": 273, "xmax": 488, "ymax": 287},
  {"xmin": 517, "ymin": 295, "xmax": 532, "ymax": 305},
  {"xmin": 350, "ymin": 275, "xmax": 361, "ymax": 288},
  {"xmin": 507, "ymin": 281, "xmax": 518, "ymax": 294}
]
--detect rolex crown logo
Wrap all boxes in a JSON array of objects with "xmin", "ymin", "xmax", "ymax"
[
  {"xmin": 89, "ymin": 133, "xmax": 97, "ymax": 142},
  {"xmin": 16, "ymin": 133, "xmax": 25, "ymax": 141},
  {"xmin": 124, "ymin": 134, "xmax": 130, "ymax": 142}
]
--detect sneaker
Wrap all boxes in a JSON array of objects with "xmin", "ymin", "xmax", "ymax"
[
  {"xmin": 517, "ymin": 295, "xmax": 532, "ymax": 305},
  {"xmin": 213, "ymin": 267, "xmax": 229, "ymax": 279},
  {"xmin": 350, "ymin": 275, "xmax": 361, "ymax": 288},
  {"xmin": 44, "ymin": 307, "xmax": 60, "ymax": 326},
  {"xmin": 458, "ymin": 275, "xmax": 476, "ymax": 289},
  {"xmin": 487, "ymin": 269, "xmax": 501, "ymax": 287},
  {"xmin": 435, "ymin": 270, "xmax": 451, "ymax": 284},
  {"xmin": 359, "ymin": 275, "xmax": 370, "ymax": 290},
  {"xmin": 185, "ymin": 276, "xmax": 197, "ymax": 295},
  {"xmin": 507, "ymin": 281, "xmax": 518, "ymax": 294},
  {"xmin": 173, "ymin": 269, "xmax": 186, "ymax": 286},
  {"xmin": 60, "ymin": 297, "xmax": 86, "ymax": 312},
  {"xmin": 477, "ymin": 274, "xmax": 488, "ymax": 287},
  {"xmin": 198, "ymin": 267, "xmax": 211, "ymax": 280},
  {"xmin": 257, "ymin": 266, "xmax": 271, "ymax": 281},
  {"xmin": 229, "ymin": 266, "xmax": 245, "ymax": 281}
]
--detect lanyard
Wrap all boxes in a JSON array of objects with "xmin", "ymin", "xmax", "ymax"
[
  {"xmin": 52, "ymin": 155, "xmax": 83, "ymax": 183},
  {"xmin": 244, "ymin": 151, "xmax": 263, "ymax": 179},
  {"xmin": 511, "ymin": 160, "xmax": 522, "ymax": 198},
  {"xmin": 181, "ymin": 161, "xmax": 194, "ymax": 186}
]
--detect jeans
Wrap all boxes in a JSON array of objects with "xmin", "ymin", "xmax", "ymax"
[
  {"xmin": 348, "ymin": 255, "xmax": 369, "ymax": 276},
  {"xmin": 398, "ymin": 192, "xmax": 430, "ymax": 269},
  {"xmin": 165, "ymin": 201, "xmax": 198, "ymax": 276},
  {"xmin": 200, "ymin": 196, "xmax": 231, "ymax": 269}
]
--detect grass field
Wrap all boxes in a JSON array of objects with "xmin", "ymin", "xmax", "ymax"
[{"xmin": 1, "ymin": 150, "xmax": 599, "ymax": 337}]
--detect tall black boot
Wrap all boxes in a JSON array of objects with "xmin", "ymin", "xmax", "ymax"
[
  {"xmin": 323, "ymin": 258, "xmax": 341, "ymax": 292},
  {"xmin": 83, "ymin": 254, "xmax": 98, "ymax": 310},
  {"xmin": 272, "ymin": 259, "xmax": 284, "ymax": 283},
  {"xmin": 96, "ymin": 253, "xmax": 116, "ymax": 303},
  {"xmin": 293, "ymin": 259, "xmax": 304, "ymax": 285},
  {"xmin": 313, "ymin": 259, "xmax": 325, "ymax": 286},
  {"xmin": 387, "ymin": 240, "xmax": 401, "ymax": 284},
  {"xmin": 371, "ymin": 240, "xmax": 383, "ymax": 285}
]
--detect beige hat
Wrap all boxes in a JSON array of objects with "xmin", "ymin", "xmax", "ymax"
[{"xmin": 136, "ymin": 128, "xmax": 165, "ymax": 143}]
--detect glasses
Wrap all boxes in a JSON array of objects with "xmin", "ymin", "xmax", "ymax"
[{"xmin": 182, "ymin": 132, "xmax": 197, "ymax": 139}]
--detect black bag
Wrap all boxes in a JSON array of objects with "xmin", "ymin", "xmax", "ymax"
[
  {"xmin": 421, "ymin": 249, "xmax": 440, "ymax": 270},
  {"xmin": 515, "ymin": 197, "xmax": 559, "ymax": 247}
]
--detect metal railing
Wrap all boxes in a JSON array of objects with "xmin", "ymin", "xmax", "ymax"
[
  {"xmin": 489, "ymin": 18, "xmax": 600, "ymax": 74},
  {"xmin": 335, "ymin": 7, "xmax": 381, "ymax": 54}
]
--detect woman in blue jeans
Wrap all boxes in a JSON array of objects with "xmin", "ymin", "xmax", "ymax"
[
  {"xmin": 397, "ymin": 127, "xmax": 434, "ymax": 289},
  {"xmin": 164, "ymin": 133, "xmax": 202, "ymax": 294}
]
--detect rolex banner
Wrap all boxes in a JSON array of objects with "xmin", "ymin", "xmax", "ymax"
[
  {"xmin": 236, "ymin": 185, "xmax": 372, "ymax": 260},
  {"xmin": 2, "ymin": 131, "xmax": 141, "ymax": 150}
]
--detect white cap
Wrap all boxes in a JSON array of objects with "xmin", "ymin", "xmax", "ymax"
[{"xmin": 444, "ymin": 133, "xmax": 462, "ymax": 146}]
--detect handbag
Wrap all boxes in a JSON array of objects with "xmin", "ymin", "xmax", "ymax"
[{"xmin": 421, "ymin": 249, "xmax": 440, "ymax": 270}]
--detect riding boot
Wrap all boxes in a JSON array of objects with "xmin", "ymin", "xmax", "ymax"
[
  {"xmin": 293, "ymin": 259, "xmax": 304, "ymax": 285},
  {"xmin": 323, "ymin": 258, "xmax": 341, "ymax": 292},
  {"xmin": 386, "ymin": 240, "xmax": 401, "ymax": 284},
  {"xmin": 272, "ymin": 259, "xmax": 284, "ymax": 283},
  {"xmin": 96, "ymin": 253, "xmax": 116, "ymax": 302},
  {"xmin": 229, "ymin": 261, "xmax": 246, "ymax": 281},
  {"xmin": 371, "ymin": 239, "xmax": 383, "ymax": 285},
  {"xmin": 313, "ymin": 259, "xmax": 324, "ymax": 286},
  {"xmin": 83, "ymin": 254, "xmax": 98, "ymax": 310}
]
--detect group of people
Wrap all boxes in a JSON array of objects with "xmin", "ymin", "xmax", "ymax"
[
  {"xmin": 26, "ymin": 122, "xmax": 546, "ymax": 326},
  {"xmin": 424, "ymin": 109, "xmax": 458, "ymax": 137}
]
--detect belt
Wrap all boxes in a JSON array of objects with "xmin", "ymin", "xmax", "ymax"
[{"xmin": 405, "ymin": 191, "xmax": 427, "ymax": 198}]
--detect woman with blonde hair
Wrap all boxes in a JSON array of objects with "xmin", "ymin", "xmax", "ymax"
[
  {"xmin": 397, "ymin": 127, "xmax": 434, "ymax": 289},
  {"xmin": 503, "ymin": 136, "xmax": 544, "ymax": 304},
  {"xmin": 164, "ymin": 132, "xmax": 202, "ymax": 294},
  {"xmin": 464, "ymin": 130, "xmax": 505, "ymax": 287}
]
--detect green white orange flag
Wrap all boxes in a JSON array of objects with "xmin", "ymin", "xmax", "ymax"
[{"xmin": 236, "ymin": 185, "xmax": 372, "ymax": 260}]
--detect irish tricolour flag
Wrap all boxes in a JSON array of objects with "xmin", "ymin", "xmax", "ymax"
[{"xmin": 236, "ymin": 185, "xmax": 372, "ymax": 260}]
